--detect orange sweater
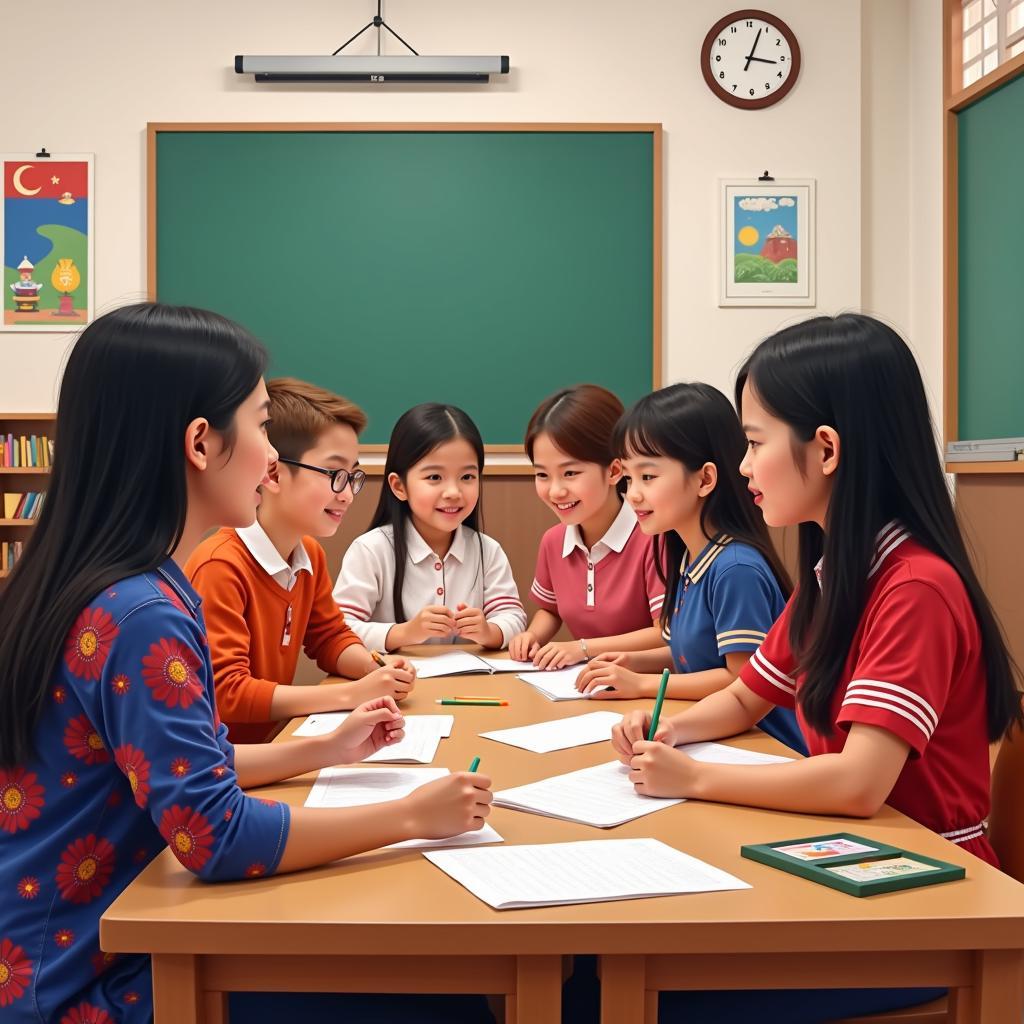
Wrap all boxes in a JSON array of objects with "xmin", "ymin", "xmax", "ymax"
[{"xmin": 185, "ymin": 529, "xmax": 364, "ymax": 743}]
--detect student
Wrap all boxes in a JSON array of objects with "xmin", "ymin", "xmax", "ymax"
[
  {"xmin": 0, "ymin": 304, "xmax": 493, "ymax": 1024},
  {"xmin": 612, "ymin": 314, "xmax": 1022, "ymax": 1023},
  {"xmin": 508, "ymin": 385, "xmax": 665, "ymax": 669},
  {"xmin": 334, "ymin": 404, "xmax": 526, "ymax": 651},
  {"xmin": 186, "ymin": 378, "xmax": 416, "ymax": 744},
  {"xmin": 578, "ymin": 383, "xmax": 806, "ymax": 755}
]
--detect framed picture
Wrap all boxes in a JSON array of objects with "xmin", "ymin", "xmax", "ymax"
[
  {"xmin": 2, "ymin": 153, "xmax": 94, "ymax": 331},
  {"xmin": 720, "ymin": 178, "xmax": 815, "ymax": 307}
]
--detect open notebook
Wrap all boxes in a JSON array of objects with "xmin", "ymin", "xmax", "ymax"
[
  {"xmin": 410, "ymin": 652, "xmax": 540, "ymax": 679},
  {"xmin": 424, "ymin": 838, "xmax": 750, "ymax": 909}
]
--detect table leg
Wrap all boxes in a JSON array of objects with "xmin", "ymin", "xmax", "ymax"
[
  {"xmin": 152, "ymin": 954, "xmax": 202, "ymax": 1024},
  {"xmin": 511, "ymin": 955, "xmax": 562, "ymax": 1024},
  {"xmin": 599, "ymin": 956, "xmax": 647, "ymax": 1024}
]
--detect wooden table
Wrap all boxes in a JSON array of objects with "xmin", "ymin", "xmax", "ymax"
[{"xmin": 101, "ymin": 648, "xmax": 1024, "ymax": 1023}]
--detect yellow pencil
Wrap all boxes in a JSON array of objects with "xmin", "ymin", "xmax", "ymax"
[{"xmin": 370, "ymin": 649, "xmax": 387, "ymax": 667}]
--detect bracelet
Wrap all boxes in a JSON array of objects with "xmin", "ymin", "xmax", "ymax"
[{"xmin": 579, "ymin": 638, "xmax": 590, "ymax": 661}]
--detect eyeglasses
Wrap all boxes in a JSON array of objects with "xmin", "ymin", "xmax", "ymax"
[{"xmin": 277, "ymin": 458, "xmax": 367, "ymax": 495}]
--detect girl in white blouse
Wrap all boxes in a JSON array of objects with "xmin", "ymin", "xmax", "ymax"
[{"xmin": 334, "ymin": 404, "xmax": 526, "ymax": 651}]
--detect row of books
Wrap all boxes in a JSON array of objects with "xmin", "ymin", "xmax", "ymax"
[
  {"xmin": 0, "ymin": 434, "xmax": 54, "ymax": 468},
  {"xmin": 2, "ymin": 492, "xmax": 45, "ymax": 520},
  {"xmin": 1, "ymin": 540, "xmax": 24, "ymax": 573}
]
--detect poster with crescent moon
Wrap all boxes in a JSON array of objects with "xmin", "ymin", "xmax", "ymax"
[{"xmin": 2, "ymin": 154, "xmax": 94, "ymax": 331}]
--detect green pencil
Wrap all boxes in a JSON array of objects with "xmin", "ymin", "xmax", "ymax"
[
  {"xmin": 435, "ymin": 698, "xmax": 508, "ymax": 706},
  {"xmin": 648, "ymin": 668, "xmax": 670, "ymax": 741},
  {"xmin": 468, "ymin": 756, "xmax": 481, "ymax": 773}
]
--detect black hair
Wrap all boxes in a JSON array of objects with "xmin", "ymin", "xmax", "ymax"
[
  {"xmin": 0, "ymin": 303, "xmax": 268, "ymax": 767},
  {"xmin": 368, "ymin": 404, "xmax": 486, "ymax": 621},
  {"xmin": 613, "ymin": 382, "xmax": 792, "ymax": 633},
  {"xmin": 736, "ymin": 313, "xmax": 1022, "ymax": 739}
]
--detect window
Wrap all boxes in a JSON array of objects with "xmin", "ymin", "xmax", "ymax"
[{"xmin": 961, "ymin": 0, "xmax": 1024, "ymax": 87}]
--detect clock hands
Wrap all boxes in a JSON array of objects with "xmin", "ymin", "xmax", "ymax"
[
  {"xmin": 747, "ymin": 56, "xmax": 777, "ymax": 65},
  {"xmin": 743, "ymin": 27, "xmax": 762, "ymax": 71}
]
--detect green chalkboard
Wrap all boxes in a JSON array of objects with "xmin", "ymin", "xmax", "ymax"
[
  {"xmin": 153, "ymin": 127, "xmax": 659, "ymax": 444},
  {"xmin": 957, "ymin": 72, "xmax": 1024, "ymax": 441}
]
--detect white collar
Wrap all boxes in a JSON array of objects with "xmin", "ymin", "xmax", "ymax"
[
  {"xmin": 404, "ymin": 519, "xmax": 469, "ymax": 564},
  {"xmin": 236, "ymin": 519, "xmax": 313, "ymax": 580},
  {"xmin": 814, "ymin": 520, "xmax": 910, "ymax": 590},
  {"xmin": 562, "ymin": 500, "xmax": 637, "ymax": 558}
]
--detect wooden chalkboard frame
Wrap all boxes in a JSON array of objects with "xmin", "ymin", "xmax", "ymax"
[
  {"xmin": 943, "ymin": 4, "xmax": 1024, "ymax": 474},
  {"xmin": 146, "ymin": 122, "xmax": 663, "ymax": 463}
]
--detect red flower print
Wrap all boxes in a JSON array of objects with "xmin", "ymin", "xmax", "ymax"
[
  {"xmin": 0, "ymin": 767, "xmax": 44, "ymax": 833},
  {"xmin": 114, "ymin": 745, "xmax": 151, "ymax": 809},
  {"xmin": 158, "ymin": 579, "xmax": 189, "ymax": 614},
  {"xmin": 159, "ymin": 805, "xmax": 214, "ymax": 872},
  {"xmin": 63, "ymin": 606, "xmax": 118, "ymax": 681},
  {"xmin": 53, "ymin": 684, "xmax": 67, "ymax": 703},
  {"xmin": 91, "ymin": 950, "xmax": 119, "ymax": 976},
  {"xmin": 61, "ymin": 772, "xmax": 77, "ymax": 788},
  {"xmin": 60, "ymin": 1001, "xmax": 114, "ymax": 1024},
  {"xmin": 223, "ymin": 809, "xmax": 233, "ymax": 821},
  {"xmin": 124, "ymin": 991, "xmax": 140, "ymax": 1005},
  {"xmin": 258, "ymin": 798, "xmax": 278, "ymax": 808},
  {"xmin": 245, "ymin": 863, "xmax": 266, "ymax": 878},
  {"xmin": 64, "ymin": 715, "xmax": 109, "ymax": 765},
  {"xmin": 0, "ymin": 937, "xmax": 32, "ymax": 1008},
  {"xmin": 143, "ymin": 637, "xmax": 202, "ymax": 709},
  {"xmin": 56, "ymin": 835, "xmax": 115, "ymax": 904},
  {"xmin": 54, "ymin": 928, "xmax": 75, "ymax": 948},
  {"xmin": 212, "ymin": 764, "xmax": 227, "ymax": 779},
  {"xmin": 17, "ymin": 877, "xmax": 40, "ymax": 900},
  {"xmin": 110, "ymin": 674, "xmax": 130, "ymax": 696},
  {"xmin": 106, "ymin": 791, "xmax": 122, "ymax": 808},
  {"xmin": 170, "ymin": 757, "xmax": 191, "ymax": 778}
]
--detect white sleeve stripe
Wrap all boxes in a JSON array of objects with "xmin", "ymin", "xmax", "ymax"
[
  {"xmin": 718, "ymin": 636, "xmax": 767, "ymax": 650},
  {"xmin": 846, "ymin": 679, "xmax": 939, "ymax": 730},
  {"xmin": 718, "ymin": 628, "xmax": 768, "ymax": 641},
  {"xmin": 841, "ymin": 697, "xmax": 933, "ymax": 742},
  {"xmin": 530, "ymin": 582, "xmax": 557, "ymax": 601},
  {"xmin": 751, "ymin": 648, "xmax": 796, "ymax": 690},
  {"xmin": 749, "ymin": 652, "xmax": 797, "ymax": 696},
  {"xmin": 649, "ymin": 596, "xmax": 665, "ymax": 610},
  {"xmin": 868, "ymin": 531, "xmax": 910, "ymax": 577},
  {"xmin": 844, "ymin": 689, "xmax": 936, "ymax": 737}
]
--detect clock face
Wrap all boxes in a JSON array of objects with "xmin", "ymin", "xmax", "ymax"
[{"xmin": 701, "ymin": 9, "xmax": 801, "ymax": 109}]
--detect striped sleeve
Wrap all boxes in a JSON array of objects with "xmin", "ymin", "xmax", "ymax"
[
  {"xmin": 332, "ymin": 532, "xmax": 392, "ymax": 653},
  {"xmin": 738, "ymin": 597, "xmax": 797, "ymax": 709},
  {"xmin": 480, "ymin": 535, "xmax": 527, "ymax": 647},
  {"xmin": 529, "ymin": 530, "xmax": 559, "ymax": 613},
  {"xmin": 642, "ymin": 535, "xmax": 666, "ymax": 621},
  {"xmin": 836, "ymin": 581, "xmax": 956, "ymax": 757},
  {"xmin": 709, "ymin": 563, "xmax": 778, "ymax": 655}
]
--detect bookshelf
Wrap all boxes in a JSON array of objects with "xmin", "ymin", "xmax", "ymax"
[{"xmin": 0, "ymin": 413, "xmax": 55, "ymax": 582}]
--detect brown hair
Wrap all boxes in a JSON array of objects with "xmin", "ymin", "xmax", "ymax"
[
  {"xmin": 266, "ymin": 377, "xmax": 367, "ymax": 460},
  {"xmin": 524, "ymin": 384, "xmax": 624, "ymax": 466}
]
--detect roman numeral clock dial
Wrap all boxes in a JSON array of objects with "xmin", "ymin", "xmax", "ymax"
[{"xmin": 701, "ymin": 9, "xmax": 801, "ymax": 109}]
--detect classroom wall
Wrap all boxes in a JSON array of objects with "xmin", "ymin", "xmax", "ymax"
[{"xmin": 0, "ymin": 0, "xmax": 940, "ymax": 424}]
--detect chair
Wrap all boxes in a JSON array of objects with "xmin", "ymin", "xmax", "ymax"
[{"xmin": 834, "ymin": 714, "xmax": 1024, "ymax": 1023}]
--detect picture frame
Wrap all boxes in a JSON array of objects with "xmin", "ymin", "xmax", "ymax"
[
  {"xmin": 2, "ymin": 153, "xmax": 94, "ymax": 332},
  {"xmin": 720, "ymin": 178, "xmax": 815, "ymax": 307}
]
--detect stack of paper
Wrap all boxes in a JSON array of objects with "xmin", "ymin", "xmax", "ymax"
[
  {"xmin": 516, "ymin": 666, "xmax": 611, "ymax": 701},
  {"xmin": 304, "ymin": 765, "xmax": 503, "ymax": 849},
  {"xmin": 481, "ymin": 711, "xmax": 622, "ymax": 753},
  {"xmin": 410, "ymin": 652, "xmax": 538, "ymax": 678},
  {"xmin": 493, "ymin": 760, "xmax": 682, "ymax": 827},
  {"xmin": 424, "ymin": 838, "xmax": 750, "ymax": 909}
]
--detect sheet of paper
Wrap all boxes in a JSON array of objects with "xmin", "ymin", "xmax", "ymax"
[
  {"xmin": 493, "ymin": 760, "xmax": 683, "ymax": 828},
  {"xmin": 481, "ymin": 711, "xmax": 623, "ymax": 754},
  {"xmin": 410, "ymin": 652, "xmax": 492, "ymax": 678},
  {"xmin": 305, "ymin": 766, "xmax": 448, "ymax": 809},
  {"xmin": 362, "ymin": 717, "xmax": 447, "ymax": 764},
  {"xmin": 679, "ymin": 741, "xmax": 794, "ymax": 766},
  {"xmin": 477, "ymin": 656, "xmax": 542, "ymax": 674},
  {"xmin": 424, "ymin": 837, "xmax": 750, "ymax": 910},
  {"xmin": 516, "ymin": 666, "xmax": 611, "ymax": 701},
  {"xmin": 294, "ymin": 712, "xmax": 454, "ymax": 739},
  {"xmin": 390, "ymin": 823, "xmax": 504, "ymax": 850}
]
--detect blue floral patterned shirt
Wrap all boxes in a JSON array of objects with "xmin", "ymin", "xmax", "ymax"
[{"xmin": 0, "ymin": 560, "xmax": 290, "ymax": 1022}]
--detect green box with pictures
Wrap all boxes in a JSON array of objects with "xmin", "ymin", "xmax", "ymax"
[{"xmin": 740, "ymin": 832, "xmax": 966, "ymax": 898}]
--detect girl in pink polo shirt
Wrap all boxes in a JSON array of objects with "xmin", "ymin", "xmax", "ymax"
[{"xmin": 510, "ymin": 385, "xmax": 666, "ymax": 669}]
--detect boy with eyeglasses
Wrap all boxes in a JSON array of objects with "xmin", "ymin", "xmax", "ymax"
[{"xmin": 186, "ymin": 377, "xmax": 416, "ymax": 743}]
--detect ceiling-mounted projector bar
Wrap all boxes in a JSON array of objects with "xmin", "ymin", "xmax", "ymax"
[{"xmin": 234, "ymin": 55, "xmax": 509, "ymax": 83}]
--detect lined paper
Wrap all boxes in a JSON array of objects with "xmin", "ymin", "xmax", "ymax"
[{"xmin": 481, "ymin": 711, "xmax": 623, "ymax": 753}]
